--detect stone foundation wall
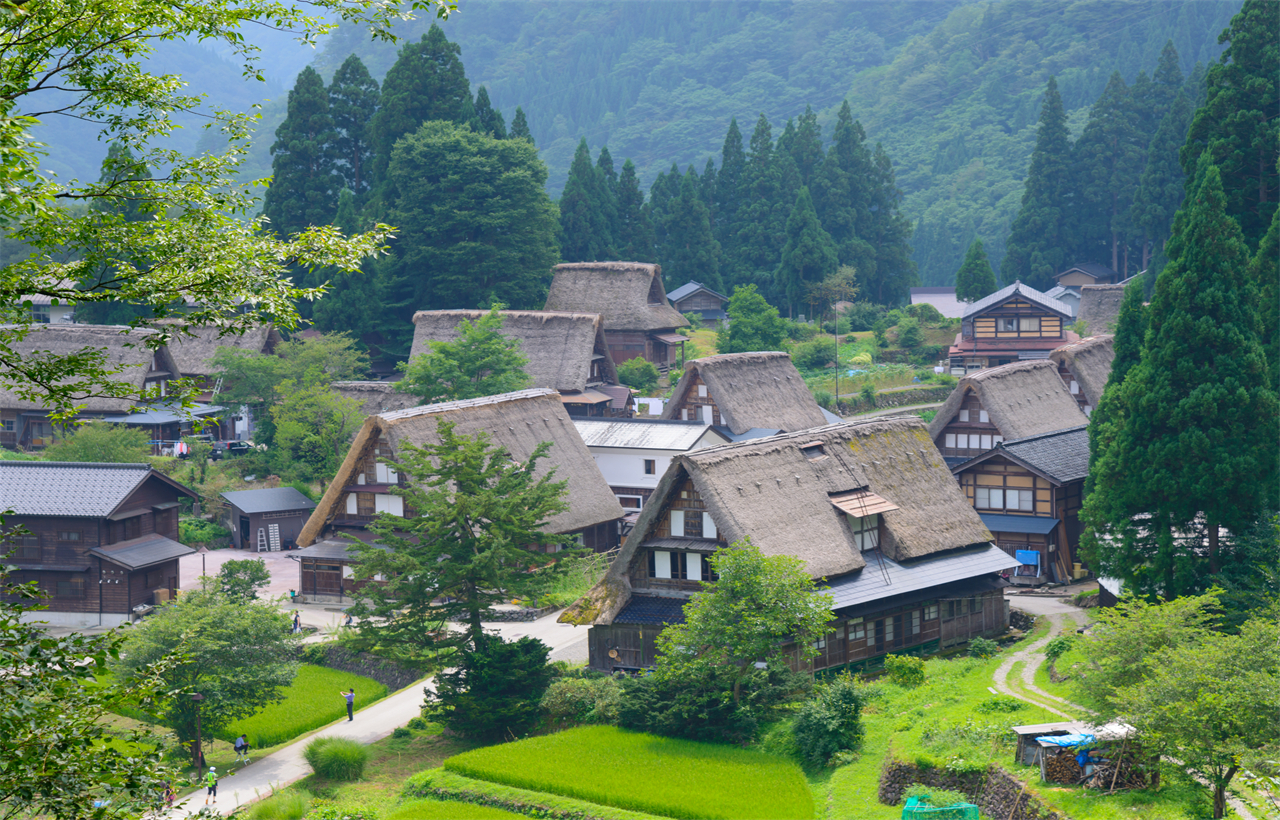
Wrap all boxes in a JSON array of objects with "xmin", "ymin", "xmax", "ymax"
[
  {"xmin": 302, "ymin": 644, "xmax": 423, "ymax": 692},
  {"xmin": 879, "ymin": 760, "xmax": 1066, "ymax": 820}
]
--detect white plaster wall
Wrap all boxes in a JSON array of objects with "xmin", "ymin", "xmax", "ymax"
[
  {"xmin": 590, "ymin": 448, "xmax": 676, "ymax": 490},
  {"xmin": 21, "ymin": 611, "xmax": 128, "ymax": 628}
]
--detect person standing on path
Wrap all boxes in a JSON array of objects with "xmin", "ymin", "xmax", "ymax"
[
  {"xmin": 342, "ymin": 687, "xmax": 355, "ymax": 721},
  {"xmin": 203, "ymin": 767, "xmax": 218, "ymax": 805}
]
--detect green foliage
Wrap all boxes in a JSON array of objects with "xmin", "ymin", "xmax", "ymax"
[
  {"xmin": 304, "ymin": 737, "xmax": 370, "ymax": 781},
  {"xmin": 328, "ymin": 54, "xmax": 379, "ymax": 201},
  {"xmin": 408, "ymin": 716, "xmax": 429, "ymax": 731},
  {"xmin": 391, "ymin": 726, "xmax": 410, "ymax": 738},
  {"xmin": 427, "ymin": 636, "xmax": 555, "ymax": 741},
  {"xmin": 902, "ymin": 785, "xmax": 972, "ymax": 811},
  {"xmin": 903, "ymin": 302, "xmax": 947, "ymax": 326},
  {"xmin": 896, "ymin": 316, "xmax": 924, "ymax": 349},
  {"xmin": 262, "ymin": 65, "xmax": 339, "ymax": 239},
  {"xmin": 716, "ymin": 284, "xmax": 788, "ymax": 354},
  {"xmin": 442, "ymin": 725, "xmax": 815, "ymax": 820},
  {"xmin": 775, "ymin": 186, "xmax": 838, "ymax": 316},
  {"xmin": 973, "ymin": 695, "xmax": 1025, "ymax": 714},
  {"xmin": 953, "ymin": 239, "xmax": 997, "ymax": 303},
  {"xmin": 386, "ymin": 800, "xmax": 523, "ymax": 820},
  {"xmin": 217, "ymin": 558, "xmax": 271, "ymax": 601},
  {"xmin": 967, "ymin": 637, "xmax": 999, "ymax": 659},
  {"xmin": 396, "ymin": 308, "xmax": 532, "ymax": 406},
  {"xmin": 1074, "ymin": 71, "xmax": 1146, "ymax": 274},
  {"xmin": 305, "ymin": 805, "xmax": 380, "ymax": 820},
  {"xmin": 860, "ymin": 382, "xmax": 877, "ymax": 406},
  {"xmin": 560, "ymin": 139, "xmax": 616, "ymax": 263},
  {"xmin": 615, "ymin": 357, "xmax": 659, "ymax": 395},
  {"xmin": 1043, "ymin": 634, "xmax": 1076, "ymax": 664},
  {"xmin": 179, "ymin": 519, "xmax": 232, "ymax": 546},
  {"xmin": 42, "ymin": 423, "xmax": 151, "ymax": 464},
  {"xmin": 843, "ymin": 302, "xmax": 886, "ymax": 332},
  {"xmin": 792, "ymin": 674, "xmax": 867, "ymax": 766},
  {"xmin": 884, "ymin": 654, "xmax": 926, "ymax": 687},
  {"xmin": 271, "ymin": 380, "xmax": 365, "ymax": 483},
  {"xmin": 793, "ymin": 336, "xmax": 837, "ymax": 370},
  {"xmin": 247, "ymin": 789, "xmax": 311, "ymax": 820},
  {"xmin": 682, "ymin": 311, "xmax": 703, "ymax": 331},
  {"xmin": 539, "ymin": 676, "xmax": 622, "ymax": 728}
]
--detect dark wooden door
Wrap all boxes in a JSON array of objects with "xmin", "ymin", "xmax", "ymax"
[
  {"xmin": 893, "ymin": 614, "xmax": 905, "ymax": 648},
  {"xmin": 874, "ymin": 619, "xmax": 886, "ymax": 655}
]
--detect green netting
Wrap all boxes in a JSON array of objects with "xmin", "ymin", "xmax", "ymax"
[{"xmin": 902, "ymin": 796, "xmax": 981, "ymax": 820}]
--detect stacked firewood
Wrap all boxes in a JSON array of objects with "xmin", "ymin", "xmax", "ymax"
[
  {"xmin": 1044, "ymin": 752, "xmax": 1083, "ymax": 783},
  {"xmin": 1086, "ymin": 758, "xmax": 1151, "ymax": 791}
]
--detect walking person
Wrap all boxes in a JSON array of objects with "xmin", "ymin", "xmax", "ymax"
[
  {"xmin": 162, "ymin": 781, "xmax": 175, "ymax": 810},
  {"xmin": 341, "ymin": 687, "xmax": 355, "ymax": 721},
  {"xmin": 234, "ymin": 733, "xmax": 250, "ymax": 764},
  {"xmin": 203, "ymin": 767, "xmax": 218, "ymax": 805},
  {"xmin": 292, "ymin": 611, "xmax": 301, "ymax": 634}
]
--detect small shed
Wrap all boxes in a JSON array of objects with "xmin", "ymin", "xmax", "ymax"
[
  {"xmin": 291, "ymin": 537, "xmax": 387, "ymax": 603},
  {"xmin": 667, "ymin": 281, "xmax": 728, "ymax": 325},
  {"xmin": 221, "ymin": 487, "xmax": 317, "ymax": 551}
]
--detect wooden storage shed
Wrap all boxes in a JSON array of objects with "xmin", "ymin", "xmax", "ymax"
[{"xmin": 221, "ymin": 487, "xmax": 317, "ymax": 552}]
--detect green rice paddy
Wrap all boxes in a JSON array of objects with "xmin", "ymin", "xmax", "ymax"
[{"xmin": 387, "ymin": 800, "xmax": 526, "ymax": 819}]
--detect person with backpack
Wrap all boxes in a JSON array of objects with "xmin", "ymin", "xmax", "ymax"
[
  {"xmin": 234, "ymin": 734, "xmax": 250, "ymax": 763},
  {"xmin": 204, "ymin": 767, "xmax": 218, "ymax": 805}
]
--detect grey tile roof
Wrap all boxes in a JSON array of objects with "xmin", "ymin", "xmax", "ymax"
[
  {"xmin": 221, "ymin": 487, "xmax": 317, "ymax": 515},
  {"xmin": 293, "ymin": 539, "xmax": 387, "ymax": 562},
  {"xmin": 998, "ymin": 425, "xmax": 1090, "ymax": 483},
  {"xmin": 667, "ymin": 281, "xmax": 727, "ymax": 302},
  {"xmin": 823, "ymin": 544, "xmax": 1018, "ymax": 611},
  {"xmin": 573, "ymin": 418, "xmax": 721, "ymax": 451},
  {"xmin": 962, "ymin": 281, "xmax": 1072, "ymax": 320},
  {"xmin": 979, "ymin": 513, "xmax": 1060, "ymax": 535},
  {"xmin": 0, "ymin": 462, "xmax": 152, "ymax": 517},
  {"xmin": 614, "ymin": 595, "xmax": 688, "ymax": 625},
  {"xmin": 90, "ymin": 534, "xmax": 194, "ymax": 570}
]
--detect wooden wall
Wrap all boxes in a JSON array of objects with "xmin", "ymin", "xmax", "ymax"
[
  {"xmin": 965, "ymin": 298, "xmax": 1064, "ymax": 342},
  {"xmin": 935, "ymin": 390, "xmax": 1005, "ymax": 459},
  {"xmin": 668, "ymin": 373, "xmax": 722, "ymax": 426}
]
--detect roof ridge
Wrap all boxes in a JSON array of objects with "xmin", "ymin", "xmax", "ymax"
[
  {"xmin": 1, "ymin": 461, "xmax": 151, "ymax": 469},
  {"xmin": 1000, "ymin": 424, "xmax": 1090, "ymax": 446},
  {"xmin": 378, "ymin": 387, "xmax": 556, "ymax": 421}
]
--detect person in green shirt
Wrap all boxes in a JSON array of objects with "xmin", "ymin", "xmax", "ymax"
[{"xmin": 204, "ymin": 767, "xmax": 218, "ymax": 805}]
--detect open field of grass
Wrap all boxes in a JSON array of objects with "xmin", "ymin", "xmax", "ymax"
[
  {"xmin": 222, "ymin": 665, "xmax": 387, "ymax": 747},
  {"xmin": 443, "ymin": 726, "xmax": 813, "ymax": 820},
  {"xmin": 386, "ymin": 800, "xmax": 526, "ymax": 819}
]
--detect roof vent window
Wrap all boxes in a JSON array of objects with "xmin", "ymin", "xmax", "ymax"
[{"xmin": 800, "ymin": 441, "xmax": 826, "ymax": 461}]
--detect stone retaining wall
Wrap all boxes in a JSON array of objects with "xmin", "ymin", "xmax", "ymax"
[
  {"xmin": 879, "ymin": 760, "xmax": 1065, "ymax": 820},
  {"xmin": 302, "ymin": 644, "xmax": 423, "ymax": 692},
  {"xmin": 450, "ymin": 605, "xmax": 557, "ymax": 623},
  {"xmin": 839, "ymin": 385, "xmax": 952, "ymax": 415}
]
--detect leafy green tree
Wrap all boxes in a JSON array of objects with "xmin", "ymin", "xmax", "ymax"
[
  {"xmin": 659, "ymin": 168, "xmax": 722, "ymax": 292},
  {"xmin": 1002, "ymin": 77, "xmax": 1077, "ymax": 290},
  {"xmin": 471, "ymin": 86, "xmax": 507, "ymax": 139},
  {"xmin": 217, "ymin": 558, "xmax": 271, "ymax": 601},
  {"xmin": 716, "ymin": 284, "xmax": 787, "ymax": 354},
  {"xmin": 115, "ymin": 579, "xmax": 299, "ymax": 753},
  {"xmin": 396, "ymin": 308, "xmax": 532, "ymax": 405},
  {"xmin": 896, "ymin": 316, "xmax": 923, "ymax": 349},
  {"xmin": 508, "ymin": 107, "xmax": 533, "ymax": 144},
  {"xmin": 616, "ymin": 357, "xmax": 659, "ymax": 395},
  {"xmin": 427, "ymin": 635, "xmax": 554, "ymax": 741},
  {"xmin": 349, "ymin": 421, "xmax": 570, "ymax": 653},
  {"xmin": 803, "ymin": 265, "xmax": 859, "ymax": 326},
  {"xmin": 310, "ymin": 189, "xmax": 383, "ymax": 341},
  {"xmin": 774, "ymin": 186, "xmax": 837, "ymax": 318},
  {"xmin": 559, "ymin": 139, "xmax": 615, "ymax": 262},
  {"xmin": 653, "ymin": 539, "xmax": 833, "ymax": 704},
  {"xmin": 271, "ymin": 380, "xmax": 365, "ymax": 482},
  {"xmin": 378, "ymin": 121, "xmax": 559, "ymax": 352},
  {"xmin": 953, "ymin": 237, "xmax": 998, "ymax": 302},
  {"xmin": 1181, "ymin": 0, "xmax": 1278, "ymax": 248},
  {"xmin": 1074, "ymin": 71, "xmax": 1145, "ymax": 273},
  {"xmin": 328, "ymin": 53, "xmax": 380, "ymax": 201},
  {"xmin": 615, "ymin": 159, "xmax": 655, "ymax": 262},
  {"xmin": 792, "ymin": 674, "xmax": 867, "ymax": 765},
  {"xmin": 262, "ymin": 66, "xmax": 340, "ymax": 239},
  {"xmin": 1081, "ymin": 155, "xmax": 1278, "ymax": 598},
  {"xmin": 43, "ymin": 423, "xmax": 151, "ymax": 463}
]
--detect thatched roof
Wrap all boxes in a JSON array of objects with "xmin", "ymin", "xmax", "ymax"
[
  {"xmin": 1049, "ymin": 335, "xmax": 1115, "ymax": 407},
  {"xmin": 543, "ymin": 262, "xmax": 688, "ymax": 332},
  {"xmin": 331, "ymin": 381, "xmax": 419, "ymax": 416},
  {"xmin": 409, "ymin": 310, "xmax": 617, "ymax": 392},
  {"xmin": 154, "ymin": 321, "xmax": 281, "ymax": 377},
  {"xmin": 928, "ymin": 360, "xmax": 1088, "ymax": 442},
  {"xmin": 562, "ymin": 417, "xmax": 992, "ymax": 626},
  {"xmin": 1077, "ymin": 285, "xmax": 1126, "ymax": 335},
  {"xmin": 660, "ymin": 352, "xmax": 828, "ymax": 435},
  {"xmin": 299, "ymin": 388, "xmax": 623, "ymax": 546},
  {"xmin": 0, "ymin": 324, "xmax": 179, "ymax": 413}
]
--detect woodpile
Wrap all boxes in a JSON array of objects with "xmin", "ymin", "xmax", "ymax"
[
  {"xmin": 1043, "ymin": 751, "xmax": 1082, "ymax": 783},
  {"xmin": 1086, "ymin": 757, "xmax": 1155, "ymax": 791}
]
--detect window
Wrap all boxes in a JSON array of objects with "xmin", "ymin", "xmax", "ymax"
[
  {"xmin": 618, "ymin": 496, "xmax": 641, "ymax": 509},
  {"xmin": 800, "ymin": 443, "xmax": 826, "ymax": 460},
  {"xmin": 57, "ymin": 531, "xmax": 80, "ymax": 542},
  {"xmin": 972, "ymin": 596, "xmax": 984, "ymax": 613},
  {"xmin": 56, "ymin": 576, "xmax": 85, "ymax": 598},
  {"xmin": 924, "ymin": 604, "xmax": 938, "ymax": 621},
  {"xmin": 649, "ymin": 550, "xmax": 690, "ymax": 580},
  {"xmin": 32, "ymin": 305, "xmax": 50, "ymax": 323},
  {"xmin": 0, "ymin": 419, "xmax": 12, "ymax": 432},
  {"xmin": 643, "ymin": 459, "xmax": 656, "ymax": 475},
  {"xmin": 945, "ymin": 433, "xmax": 956, "ymax": 448},
  {"xmin": 884, "ymin": 616, "xmax": 895, "ymax": 644},
  {"xmin": 979, "ymin": 410, "xmax": 989, "ymax": 423},
  {"xmin": 958, "ymin": 409, "xmax": 969, "ymax": 422},
  {"xmin": 702, "ymin": 512, "xmax": 717, "ymax": 541},
  {"xmin": 849, "ymin": 617, "xmax": 866, "ymax": 641},
  {"xmin": 976, "ymin": 487, "xmax": 1033, "ymax": 511},
  {"xmin": 946, "ymin": 600, "xmax": 958, "ymax": 619},
  {"xmin": 1022, "ymin": 317, "xmax": 1040, "ymax": 332},
  {"xmin": 911, "ymin": 610, "xmax": 921, "ymax": 636},
  {"xmin": 12, "ymin": 535, "xmax": 39, "ymax": 561},
  {"xmin": 980, "ymin": 434, "xmax": 992, "ymax": 449},
  {"xmin": 997, "ymin": 317, "xmax": 1017, "ymax": 332},
  {"xmin": 849, "ymin": 513, "xmax": 879, "ymax": 551},
  {"xmin": 1069, "ymin": 380, "xmax": 1080, "ymax": 395},
  {"xmin": 669, "ymin": 510, "xmax": 685, "ymax": 537},
  {"xmin": 697, "ymin": 385, "xmax": 707, "ymax": 398},
  {"xmin": 687, "ymin": 553, "xmax": 702, "ymax": 582}
]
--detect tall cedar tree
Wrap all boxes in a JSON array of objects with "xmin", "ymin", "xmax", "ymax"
[
  {"xmin": 396, "ymin": 307, "xmax": 532, "ymax": 405},
  {"xmin": 1002, "ymin": 77, "xmax": 1076, "ymax": 290},
  {"xmin": 1250, "ymin": 206, "xmax": 1279, "ymax": 391},
  {"xmin": 616, "ymin": 159, "xmax": 655, "ymax": 261},
  {"xmin": 369, "ymin": 24, "xmax": 472, "ymax": 190},
  {"xmin": 954, "ymin": 238, "xmax": 998, "ymax": 302},
  {"xmin": 647, "ymin": 163, "xmax": 680, "ymax": 269},
  {"xmin": 596, "ymin": 146, "xmax": 620, "ymax": 249},
  {"xmin": 861, "ymin": 142, "xmax": 918, "ymax": 305},
  {"xmin": 660, "ymin": 168, "xmax": 722, "ymax": 292},
  {"xmin": 74, "ymin": 144, "xmax": 154, "ymax": 325},
  {"xmin": 559, "ymin": 139, "xmax": 616, "ymax": 262},
  {"xmin": 378, "ymin": 121, "xmax": 559, "ymax": 355},
  {"xmin": 736, "ymin": 115, "xmax": 792, "ymax": 304},
  {"xmin": 471, "ymin": 86, "xmax": 507, "ymax": 138},
  {"xmin": 328, "ymin": 54, "xmax": 379, "ymax": 201},
  {"xmin": 715, "ymin": 284, "xmax": 787, "ymax": 354},
  {"xmin": 509, "ymin": 107, "xmax": 533, "ymax": 144},
  {"xmin": 1082, "ymin": 154, "xmax": 1278, "ymax": 599},
  {"xmin": 311, "ymin": 189, "xmax": 381, "ymax": 340},
  {"xmin": 814, "ymin": 102, "xmax": 874, "ymax": 282},
  {"xmin": 1082, "ymin": 278, "xmax": 1145, "ymax": 499},
  {"xmin": 352, "ymin": 421, "xmax": 570, "ymax": 652},
  {"xmin": 787, "ymin": 106, "xmax": 824, "ymax": 190},
  {"xmin": 714, "ymin": 118, "xmax": 747, "ymax": 286},
  {"xmin": 262, "ymin": 66, "xmax": 339, "ymax": 238},
  {"xmin": 1130, "ymin": 90, "xmax": 1193, "ymax": 269},
  {"xmin": 1074, "ymin": 72, "xmax": 1145, "ymax": 274},
  {"xmin": 774, "ymin": 186, "xmax": 837, "ymax": 317},
  {"xmin": 1181, "ymin": 0, "xmax": 1278, "ymax": 248}
]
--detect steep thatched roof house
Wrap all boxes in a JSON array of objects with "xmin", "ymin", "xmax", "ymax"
[
  {"xmin": 929, "ymin": 360, "xmax": 1088, "ymax": 465},
  {"xmin": 561, "ymin": 417, "xmax": 1016, "ymax": 673},
  {"xmin": 543, "ymin": 262, "xmax": 689, "ymax": 371},
  {"xmin": 1049, "ymin": 335, "xmax": 1115, "ymax": 415},
  {"xmin": 410, "ymin": 310, "xmax": 626, "ymax": 417},
  {"xmin": 298, "ymin": 388, "xmax": 625, "ymax": 552},
  {"xmin": 158, "ymin": 322, "xmax": 281, "ymax": 380},
  {"xmin": 660, "ymin": 352, "xmax": 830, "ymax": 438},
  {"xmin": 1076, "ymin": 285, "xmax": 1126, "ymax": 336},
  {"xmin": 949, "ymin": 282, "xmax": 1076, "ymax": 375},
  {"xmin": 331, "ymin": 381, "xmax": 419, "ymax": 417}
]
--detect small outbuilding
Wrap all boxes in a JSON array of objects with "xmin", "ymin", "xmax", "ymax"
[
  {"xmin": 221, "ymin": 487, "xmax": 317, "ymax": 552},
  {"xmin": 666, "ymin": 281, "xmax": 728, "ymax": 325},
  {"xmin": 291, "ymin": 537, "xmax": 387, "ymax": 603}
]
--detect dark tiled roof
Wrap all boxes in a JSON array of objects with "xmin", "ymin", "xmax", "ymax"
[
  {"xmin": 221, "ymin": 487, "xmax": 317, "ymax": 515},
  {"xmin": 91, "ymin": 534, "xmax": 194, "ymax": 570},
  {"xmin": 822, "ymin": 545, "xmax": 1017, "ymax": 611},
  {"xmin": 293, "ymin": 539, "xmax": 386, "ymax": 562},
  {"xmin": 667, "ymin": 281, "xmax": 727, "ymax": 302},
  {"xmin": 0, "ymin": 462, "xmax": 151, "ymax": 517},
  {"xmin": 1057, "ymin": 262, "xmax": 1117, "ymax": 281},
  {"xmin": 962, "ymin": 281, "xmax": 1072, "ymax": 320},
  {"xmin": 999, "ymin": 426, "xmax": 1090, "ymax": 483},
  {"xmin": 613, "ymin": 595, "xmax": 688, "ymax": 625},
  {"xmin": 979, "ymin": 513, "xmax": 1060, "ymax": 535}
]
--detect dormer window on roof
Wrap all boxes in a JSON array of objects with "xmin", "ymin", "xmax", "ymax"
[{"xmin": 801, "ymin": 441, "xmax": 826, "ymax": 460}]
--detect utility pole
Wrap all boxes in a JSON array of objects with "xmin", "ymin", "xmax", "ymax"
[{"xmin": 192, "ymin": 692, "xmax": 205, "ymax": 776}]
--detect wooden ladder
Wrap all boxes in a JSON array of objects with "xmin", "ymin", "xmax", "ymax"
[{"xmin": 256, "ymin": 527, "xmax": 268, "ymax": 553}]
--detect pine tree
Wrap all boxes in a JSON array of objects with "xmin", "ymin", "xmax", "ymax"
[
  {"xmin": 1150, "ymin": 40, "xmax": 1185, "ymax": 121},
  {"xmin": 369, "ymin": 24, "xmax": 472, "ymax": 188},
  {"xmin": 328, "ymin": 54, "xmax": 379, "ymax": 202},
  {"xmin": 509, "ymin": 107, "xmax": 533, "ymax": 145},
  {"xmin": 787, "ymin": 106, "xmax": 824, "ymax": 190},
  {"xmin": 714, "ymin": 118, "xmax": 747, "ymax": 287},
  {"xmin": 814, "ymin": 101, "xmax": 875, "ymax": 284},
  {"xmin": 559, "ymin": 138, "xmax": 614, "ymax": 262},
  {"xmin": 861, "ymin": 142, "xmax": 918, "ymax": 306},
  {"xmin": 616, "ymin": 158, "xmax": 655, "ymax": 262},
  {"xmin": 1130, "ymin": 90, "xmax": 1193, "ymax": 269},
  {"xmin": 1081, "ymin": 153, "xmax": 1278, "ymax": 599},
  {"xmin": 1181, "ymin": 0, "xmax": 1279, "ymax": 248},
  {"xmin": 472, "ymin": 86, "xmax": 507, "ymax": 139},
  {"xmin": 262, "ymin": 66, "xmax": 339, "ymax": 238},
  {"xmin": 1250, "ymin": 206, "xmax": 1279, "ymax": 390},
  {"xmin": 596, "ymin": 145, "xmax": 619, "ymax": 249},
  {"xmin": 311, "ymin": 189, "xmax": 381, "ymax": 340},
  {"xmin": 736, "ymin": 114, "xmax": 790, "ymax": 303},
  {"xmin": 774, "ymin": 186, "xmax": 837, "ymax": 318},
  {"xmin": 660, "ymin": 168, "xmax": 721, "ymax": 292},
  {"xmin": 954, "ymin": 238, "xmax": 997, "ymax": 302},
  {"xmin": 1074, "ymin": 72, "xmax": 1146, "ymax": 274},
  {"xmin": 1002, "ymin": 77, "xmax": 1076, "ymax": 290}
]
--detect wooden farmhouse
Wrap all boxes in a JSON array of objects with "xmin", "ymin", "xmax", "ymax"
[
  {"xmin": 0, "ymin": 461, "xmax": 197, "ymax": 627},
  {"xmin": 948, "ymin": 282, "xmax": 1075, "ymax": 375},
  {"xmin": 660, "ymin": 352, "xmax": 835, "ymax": 439},
  {"xmin": 951, "ymin": 426, "xmax": 1090, "ymax": 586},
  {"xmin": 292, "ymin": 536, "xmax": 388, "ymax": 604},
  {"xmin": 1076, "ymin": 285, "xmax": 1126, "ymax": 336},
  {"xmin": 928, "ymin": 360, "xmax": 1088, "ymax": 466},
  {"xmin": 411, "ymin": 309, "xmax": 629, "ymax": 418},
  {"xmin": 221, "ymin": 487, "xmax": 317, "ymax": 552},
  {"xmin": 1053, "ymin": 263, "xmax": 1118, "ymax": 290},
  {"xmin": 573, "ymin": 418, "xmax": 730, "ymax": 512},
  {"xmin": 1049, "ymin": 335, "xmax": 1115, "ymax": 417},
  {"xmin": 1044, "ymin": 286, "xmax": 1080, "ymax": 318},
  {"xmin": 298, "ymin": 388, "xmax": 625, "ymax": 552},
  {"xmin": 159, "ymin": 321, "xmax": 281, "ymax": 401},
  {"xmin": 666, "ymin": 281, "xmax": 728, "ymax": 325},
  {"xmin": 561, "ymin": 418, "xmax": 1018, "ymax": 674},
  {"xmin": 543, "ymin": 262, "xmax": 689, "ymax": 372},
  {"xmin": 331, "ymin": 381, "xmax": 419, "ymax": 417}
]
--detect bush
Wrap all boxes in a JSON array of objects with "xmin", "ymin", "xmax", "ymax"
[
  {"xmin": 784, "ymin": 319, "xmax": 818, "ymax": 342},
  {"xmin": 934, "ymin": 373, "xmax": 958, "ymax": 387},
  {"xmin": 428, "ymin": 636, "xmax": 554, "ymax": 741},
  {"xmin": 304, "ymin": 805, "xmax": 379, "ymax": 820},
  {"xmin": 974, "ymin": 695, "xmax": 1025, "ymax": 713},
  {"xmin": 1044, "ymin": 634, "xmax": 1076, "ymax": 664},
  {"xmin": 616, "ymin": 357, "xmax": 660, "ymax": 395},
  {"xmin": 843, "ymin": 302, "xmax": 886, "ymax": 332},
  {"xmin": 812, "ymin": 389, "xmax": 835, "ymax": 411},
  {"xmin": 968, "ymin": 637, "xmax": 1000, "ymax": 659},
  {"xmin": 539, "ymin": 676, "xmax": 622, "ymax": 728},
  {"xmin": 792, "ymin": 673, "xmax": 866, "ymax": 766},
  {"xmin": 392, "ymin": 726, "xmax": 411, "ymax": 738},
  {"xmin": 407, "ymin": 716, "xmax": 428, "ymax": 731},
  {"xmin": 287, "ymin": 480, "xmax": 318, "ymax": 501},
  {"xmin": 683, "ymin": 311, "xmax": 704, "ymax": 331},
  {"xmin": 820, "ymin": 317, "xmax": 851, "ymax": 336},
  {"xmin": 904, "ymin": 303, "xmax": 947, "ymax": 326},
  {"xmin": 793, "ymin": 337, "xmax": 836, "ymax": 369},
  {"xmin": 884, "ymin": 654, "xmax": 926, "ymax": 687},
  {"xmin": 897, "ymin": 316, "xmax": 924, "ymax": 348},
  {"xmin": 903, "ymin": 784, "xmax": 973, "ymax": 813},
  {"xmin": 303, "ymin": 737, "xmax": 369, "ymax": 781},
  {"xmin": 179, "ymin": 518, "xmax": 232, "ymax": 547},
  {"xmin": 860, "ymin": 382, "xmax": 877, "ymax": 406},
  {"xmin": 247, "ymin": 790, "xmax": 310, "ymax": 820}
]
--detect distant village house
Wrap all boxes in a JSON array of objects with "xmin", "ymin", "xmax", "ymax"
[
  {"xmin": 573, "ymin": 417, "xmax": 729, "ymax": 512},
  {"xmin": 949, "ymin": 282, "xmax": 1076, "ymax": 375},
  {"xmin": 666, "ymin": 281, "xmax": 728, "ymax": 326}
]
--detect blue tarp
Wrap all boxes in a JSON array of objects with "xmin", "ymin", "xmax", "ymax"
[
  {"xmin": 1016, "ymin": 549, "xmax": 1040, "ymax": 567},
  {"xmin": 1036, "ymin": 733, "xmax": 1095, "ymax": 747}
]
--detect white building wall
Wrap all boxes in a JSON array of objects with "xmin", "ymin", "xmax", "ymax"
[{"xmin": 590, "ymin": 448, "xmax": 677, "ymax": 490}]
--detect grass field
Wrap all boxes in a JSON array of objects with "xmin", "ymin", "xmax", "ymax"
[
  {"xmin": 221, "ymin": 664, "xmax": 387, "ymax": 747},
  {"xmin": 386, "ymin": 799, "xmax": 526, "ymax": 819},
  {"xmin": 443, "ymin": 726, "xmax": 813, "ymax": 820}
]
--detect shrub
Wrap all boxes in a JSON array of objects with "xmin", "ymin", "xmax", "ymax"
[
  {"xmin": 820, "ymin": 317, "xmax": 851, "ymax": 336},
  {"xmin": 968, "ymin": 637, "xmax": 1000, "ymax": 659},
  {"xmin": 683, "ymin": 311, "xmax": 704, "ymax": 331},
  {"xmin": 897, "ymin": 316, "xmax": 924, "ymax": 348},
  {"xmin": 304, "ymin": 804, "xmax": 379, "ymax": 820},
  {"xmin": 616, "ymin": 357, "xmax": 660, "ymax": 395},
  {"xmin": 303, "ymin": 737, "xmax": 368, "ymax": 781},
  {"xmin": 934, "ymin": 373, "xmax": 958, "ymax": 387},
  {"xmin": 842, "ymin": 301, "xmax": 885, "ymax": 332},
  {"xmin": 428, "ymin": 636, "xmax": 554, "ymax": 741},
  {"xmin": 974, "ymin": 695, "xmax": 1025, "ymax": 713},
  {"xmin": 903, "ymin": 784, "xmax": 973, "ymax": 814},
  {"xmin": 247, "ymin": 790, "xmax": 310, "ymax": 820},
  {"xmin": 392, "ymin": 726, "xmax": 411, "ymax": 738},
  {"xmin": 407, "ymin": 716, "xmax": 428, "ymax": 731},
  {"xmin": 860, "ymin": 382, "xmax": 877, "ymax": 406},
  {"xmin": 785, "ymin": 320, "xmax": 818, "ymax": 342},
  {"xmin": 812, "ymin": 389, "xmax": 835, "ymax": 411},
  {"xmin": 793, "ymin": 337, "xmax": 836, "ymax": 369},
  {"xmin": 884, "ymin": 654, "xmax": 926, "ymax": 687},
  {"xmin": 540, "ymin": 676, "xmax": 621, "ymax": 728},
  {"xmin": 792, "ymin": 674, "xmax": 866, "ymax": 766},
  {"xmin": 180, "ymin": 518, "xmax": 232, "ymax": 547},
  {"xmin": 1044, "ymin": 634, "xmax": 1076, "ymax": 664},
  {"xmin": 904, "ymin": 303, "xmax": 947, "ymax": 326}
]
